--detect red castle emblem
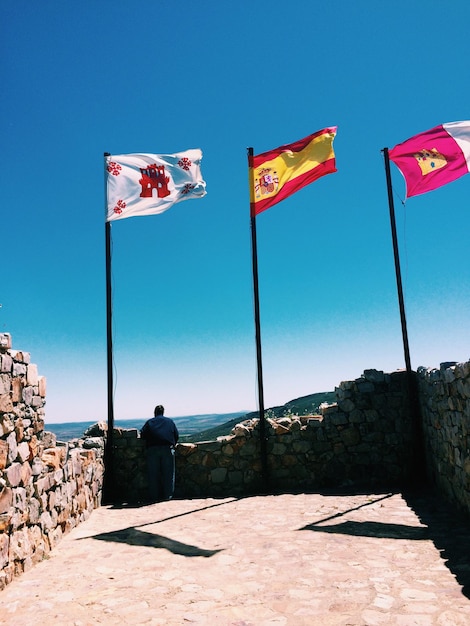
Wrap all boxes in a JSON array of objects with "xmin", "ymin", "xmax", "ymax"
[{"xmin": 139, "ymin": 164, "xmax": 170, "ymax": 199}]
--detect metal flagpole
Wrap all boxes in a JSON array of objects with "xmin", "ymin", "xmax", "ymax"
[
  {"xmin": 103, "ymin": 152, "xmax": 115, "ymax": 503},
  {"xmin": 382, "ymin": 147, "xmax": 426, "ymax": 485},
  {"xmin": 382, "ymin": 147, "xmax": 412, "ymax": 374},
  {"xmin": 248, "ymin": 147, "xmax": 269, "ymax": 493}
]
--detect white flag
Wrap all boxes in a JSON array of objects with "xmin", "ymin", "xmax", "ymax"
[{"xmin": 106, "ymin": 150, "xmax": 206, "ymax": 222}]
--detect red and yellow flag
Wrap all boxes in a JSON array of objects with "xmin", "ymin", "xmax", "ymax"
[{"xmin": 249, "ymin": 127, "xmax": 337, "ymax": 216}]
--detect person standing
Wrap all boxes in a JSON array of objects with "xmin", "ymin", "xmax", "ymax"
[{"xmin": 141, "ymin": 405, "xmax": 179, "ymax": 502}]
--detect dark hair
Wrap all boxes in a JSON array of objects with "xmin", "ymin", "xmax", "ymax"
[{"xmin": 154, "ymin": 405, "xmax": 164, "ymax": 416}]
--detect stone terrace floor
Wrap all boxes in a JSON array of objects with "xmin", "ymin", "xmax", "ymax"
[{"xmin": 1, "ymin": 488, "xmax": 470, "ymax": 625}]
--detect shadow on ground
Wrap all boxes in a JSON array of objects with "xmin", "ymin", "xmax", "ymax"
[
  {"xmin": 403, "ymin": 488, "xmax": 470, "ymax": 600},
  {"xmin": 85, "ymin": 497, "xmax": 241, "ymax": 558},
  {"xmin": 298, "ymin": 486, "xmax": 470, "ymax": 601},
  {"xmin": 90, "ymin": 527, "xmax": 222, "ymax": 557}
]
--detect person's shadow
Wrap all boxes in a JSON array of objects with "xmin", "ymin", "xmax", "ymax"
[
  {"xmin": 84, "ymin": 497, "xmax": 239, "ymax": 557},
  {"xmin": 91, "ymin": 526, "xmax": 222, "ymax": 557}
]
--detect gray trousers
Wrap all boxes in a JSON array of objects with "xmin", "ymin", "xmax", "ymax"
[{"xmin": 146, "ymin": 446, "xmax": 175, "ymax": 502}]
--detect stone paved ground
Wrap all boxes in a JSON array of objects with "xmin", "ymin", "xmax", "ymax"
[{"xmin": 1, "ymin": 489, "xmax": 470, "ymax": 625}]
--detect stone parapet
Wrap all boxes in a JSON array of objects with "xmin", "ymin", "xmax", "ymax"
[
  {"xmin": 0, "ymin": 338, "xmax": 104, "ymax": 590},
  {"xmin": 2, "ymin": 329, "xmax": 469, "ymax": 592},
  {"xmin": 108, "ymin": 369, "xmax": 414, "ymax": 502},
  {"xmin": 418, "ymin": 361, "xmax": 470, "ymax": 514}
]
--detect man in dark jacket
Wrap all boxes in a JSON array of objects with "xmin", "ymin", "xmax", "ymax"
[{"xmin": 141, "ymin": 405, "xmax": 179, "ymax": 502}]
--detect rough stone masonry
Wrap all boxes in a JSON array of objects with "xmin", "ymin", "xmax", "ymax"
[
  {"xmin": 1, "ymin": 330, "xmax": 469, "ymax": 592},
  {"xmin": 0, "ymin": 333, "xmax": 104, "ymax": 590}
]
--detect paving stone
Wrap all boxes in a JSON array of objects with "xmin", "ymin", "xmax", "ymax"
[{"xmin": 0, "ymin": 490, "xmax": 469, "ymax": 625}]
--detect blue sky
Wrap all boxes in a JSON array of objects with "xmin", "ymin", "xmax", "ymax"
[{"xmin": 2, "ymin": 1, "xmax": 470, "ymax": 424}]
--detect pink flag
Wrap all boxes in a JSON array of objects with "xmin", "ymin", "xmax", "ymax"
[{"xmin": 389, "ymin": 121, "xmax": 470, "ymax": 198}]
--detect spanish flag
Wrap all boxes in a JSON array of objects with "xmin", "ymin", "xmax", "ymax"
[{"xmin": 249, "ymin": 127, "xmax": 337, "ymax": 216}]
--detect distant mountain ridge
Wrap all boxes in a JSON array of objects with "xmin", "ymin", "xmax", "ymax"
[
  {"xmin": 182, "ymin": 391, "xmax": 335, "ymax": 443},
  {"xmin": 46, "ymin": 391, "xmax": 335, "ymax": 443}
]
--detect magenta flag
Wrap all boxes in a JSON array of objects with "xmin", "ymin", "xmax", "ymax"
[{"xmin": 389, "ymin": 121, "xmax": 470, "ymax": 198}]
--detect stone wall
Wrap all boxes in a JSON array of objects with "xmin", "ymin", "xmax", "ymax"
[
  {"xmin": 176, "ymin": 369, "xmax": 414, "ymax": 496},
  {"xmin": 111, "ymin": 364, "xmax": 470, "ymax": 517},
  {"xmin": 0, "ymin": 334, "xmax": 104, "ymax": 590},
  {"xmin": 417, "ymin": 361, "xmax": 470, "ymax": 514},
  {"xmin": 110, "ymin": 369, "xmax": 414, "ymax": 501},
  {"xmin": 2, "ymin": 328, "xmax": 469, "ymax": 591}
]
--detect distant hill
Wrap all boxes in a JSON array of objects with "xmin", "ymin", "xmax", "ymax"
[
  {"xmin": 46, "ymin": 392, "xmax": 336, "ymax": 443},
  {"xmin": 182, "ymin": 391, "xmax": 335, "ymax": 443}
]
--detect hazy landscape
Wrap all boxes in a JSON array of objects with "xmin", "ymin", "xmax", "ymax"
[{"xmin": 46, "ymin": 391, "xmax": 335, "ymax": 442}]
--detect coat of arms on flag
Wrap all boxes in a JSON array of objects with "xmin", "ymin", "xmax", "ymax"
[{"xmin": 106, "ymin": 150, "xmax": 206, "ymax": 222}]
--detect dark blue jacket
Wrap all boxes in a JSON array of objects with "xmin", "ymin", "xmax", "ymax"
[{"xmin": 141, "ymin": 415, "xmax": 179, "ymax": 447}]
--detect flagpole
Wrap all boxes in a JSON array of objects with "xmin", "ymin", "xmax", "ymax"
[
  {"xmin": 103, "ymin": 152, "xmax": 115, "ymax": 503},
  {"xmin": 382, "ymin": 147, "xmax": 412, "ymax": 374},
  {"xmin": 248, "ymin": 147, "xmax": 269, "ymax": 493},
  {"xmin": 383, "ymin": 147, "xmax": 426, "ymax": 485}
]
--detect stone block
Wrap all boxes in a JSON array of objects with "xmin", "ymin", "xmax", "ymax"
[
  {"xmin": 0, "ymin": 354, "xmax": 12, "ymax": 375},
  {"xmin": 28, "ymin": 498, "xmax": 41, "ymax": 525},
  {"xmin": 5, "ymin": 463, "xmax": 22, "ymax": 487},
  {"xmin": 210, "ymin": 467, "xmax": 227, "ymax": 484},
  {"xmin": 363, "ymin": 369, "xmax": 385, "ymax": 383},
  {"xmin": 39, "ymin": 511, "xmax": 54, "ymax": 533},
  {"xmin": 0, "ymin": 487, "xmax": 13, "ymax": 514},
  {"xmin": 0, "ymin": 512, "xmax": 12, "ymax": 534},
  {"xmin": 35, "ymin": 474, "xmax": 54, "ymax": 495},
  {"xmin": 31, "ymin": 396, "xmax": 43, "ymax": 408},
  {"xmin": 12, "ymin": 362, "xmax": 26, "ymax": 377},
  {"xmin": 340, "ymin": 427, "xmax": 361, "ymax": 447},
  {"xmin": 0, "ymin": 440, "xmax": 8, "ymax": 470},
  {"xmin": 83, "ymin": 437, "xmax": 104, "ymax": 449},
  {"xmin": 33, "ymin": 417, "xmax": 45, "ymax": 434},
  {"xmin": 0, "ymin": 394, "xmax": 13, "ymax": 413},
  {"xmin": 12, "ymin": 487, "xmax": 27, "ymax": 512},
  {"xmin": 30, "ymin": 457, "xmax": 44, "ymax": 476},
  {"xmin": 320, "ymin": 402, "xmax": 337, "ymax": 415},
  {"xmin": 305, "ymin": 417, "xmax": 324, "ymax": 429},
  {"xmin": 0, "ymin": 334, "xmax": 11, "ymax": 350},
  {"xmin": 38, "ymin": 376, "xmax": 46, "ymax": 397},
  {"xmin": 443, "ymin": 366, "xmax": 456, "ymax": 383},
  {"xmin": 232, "ymin": 423, "xmax": 251, "ymax": 437},
  {"xmin": 16, "ymin": 442, "xmax": 30, "ymax": 463},
  {"xmin": 42, "ymin": 431, "xmax": 57, "ymax": 448},
  {"xmin": 7, "ymin": 430, "xmax": 18, "ymax": 460},
  {"xmin": 227, "ymin": 470, "xmax": 243, "ymax": 485},
  {"xmin": 272, "ymin": 422, "xmax": 290, "ymax": 435},
  {"xmin": 26, "ymin": 364, "xmax": 38, "ymax": 386},
  {"xmin": 356, "ymin": 381, "xmax": 375, "ymax": 393},
  {"xmin": 22, "ymin": 386, "xmax": 33, "ymax": 406},
  {"xmin": 281, "ymin": 454, "xmax": 298, "ymax": 467},
  {"xmin": 83, "ymin": 421, "xmax": 107, "ymax": 437},
  {"xmin": 41, "ymin": 448, "xmax": 63, "ymax": 470},
  {"xmin": 48, "ymin": 526, "xmax": 63, "ymax": 550},
  {"xmin": 271, "ymin": 442, "xmax": 287, "ymax": 455},
  {"xmin": 13, "ymin": 351, "xmax": 30, "ymax": 364},
  {"xmin": 329, "ymin": 412, "xmax": 349, "ymax": 426},
  {"xmin": 0, "ymin": 374, "xmax": 11, "ymax": 395},
  {"xmin": 19, "ymin": 462, "xmax": 32, "ymax": 487},
  {"xmin": 292, "ymin": 440, "xmax": 311, "ymax": 454},
  {"xmin": 0, "ymin": 533, "xmax": 9, "ymax": 572},
  {"xmin": 11, "ymin": 379, "xmax": 23, "ymax": 404}
]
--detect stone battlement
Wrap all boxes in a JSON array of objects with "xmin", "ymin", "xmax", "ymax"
[
  {"xmin": 1, "ymin": 332, "xmax": 469, "ymax": 591},
  {"xmin": 0, "ymin": 334, "xmax": 104, "ymax": 589}
]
